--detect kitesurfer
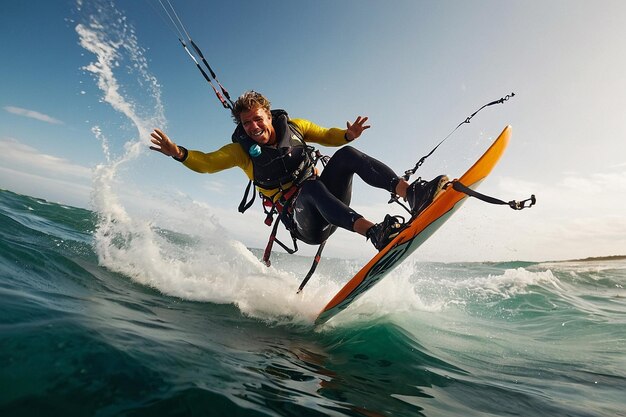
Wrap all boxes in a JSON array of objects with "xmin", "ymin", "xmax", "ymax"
[{"xmin": 150, "ymin": 91, "xmax": 447, "ymax": 251}]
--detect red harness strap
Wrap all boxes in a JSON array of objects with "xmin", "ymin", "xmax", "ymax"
[
  {"xmin": 260, "ymin": 186, "xmax": 302, "ymax": 266},
  {"xmin": 262, "ymin": 186, "xmax": 300, "ymax": 226}
]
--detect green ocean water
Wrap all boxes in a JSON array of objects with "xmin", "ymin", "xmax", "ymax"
[{"xmin": 1, "ymin": 188, "xmax": 624, "ymax": 417}]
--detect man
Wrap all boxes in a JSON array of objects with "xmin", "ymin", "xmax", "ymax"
[{"xmin": 150, "ymin": 91, "xmax": 447, "ymax": 251}]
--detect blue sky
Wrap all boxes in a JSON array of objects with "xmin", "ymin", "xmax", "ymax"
[{"xmin": 1, "ymin": 0, "xmax": 625, "ymax": 261}]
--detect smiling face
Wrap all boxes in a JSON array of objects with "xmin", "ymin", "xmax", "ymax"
[{"xmin": 240, "ymin": 106, "xmax": 275, "ymax": 146}]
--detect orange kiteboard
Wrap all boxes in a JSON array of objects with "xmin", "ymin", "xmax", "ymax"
[{"xmin": 316, "ymin": 125, "xmax": 512, "ymax": 325}]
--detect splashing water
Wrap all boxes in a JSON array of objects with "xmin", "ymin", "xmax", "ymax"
[
  {"xmin": 74, "ymin": 0, "xmax": 341, "ymax": 323},
  {"xmin": 76, "ymin": 0, "xmax": 165, "ymax": 276}
]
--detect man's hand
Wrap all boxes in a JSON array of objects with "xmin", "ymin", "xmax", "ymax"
[
  {"xmin": 345, "ymin": 116, "xmax": 371, "ymax": 141},
  {"xmin": 150, "ymin": 128, "xmax": 183, "ymax": 159}
]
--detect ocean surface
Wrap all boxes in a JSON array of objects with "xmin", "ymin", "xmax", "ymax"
[{"xmin": 1, "ymin": 188, "xmax": 624, "ymax": 417}]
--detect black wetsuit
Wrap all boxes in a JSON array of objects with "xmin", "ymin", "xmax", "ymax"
[{"xmin": 289, "ymin": 146, "xmax": 399, "ymax": 244}]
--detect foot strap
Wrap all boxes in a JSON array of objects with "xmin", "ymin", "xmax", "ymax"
[{"xmin": 452, "ymin": 181, "xmax": 536, "ymax": 210}]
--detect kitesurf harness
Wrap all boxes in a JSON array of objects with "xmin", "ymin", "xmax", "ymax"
[
  {"xmin": 233, "ymin": 109, "xmax": 316, "ymax": 213},
  {"xmin": 390, "ymin": 92, "xmax": 536, "ymax": 216},
  {"xmin": 232, "ymin": 109, "xmax": 330, "ymax": 268}
]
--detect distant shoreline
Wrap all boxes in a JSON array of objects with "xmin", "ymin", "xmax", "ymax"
[{"xmin": 555, "ymin": 255, "xmax": 626, "ymax": 263}]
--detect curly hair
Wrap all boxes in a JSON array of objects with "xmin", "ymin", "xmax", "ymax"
[{"xmin": 231, "ymin": 91, "xmax": 271, "ymax": 123}]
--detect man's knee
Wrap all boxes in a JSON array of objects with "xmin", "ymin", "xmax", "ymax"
[{"xmin": 334, "ymin": 145, "xmax": 363, "ymax": 160}]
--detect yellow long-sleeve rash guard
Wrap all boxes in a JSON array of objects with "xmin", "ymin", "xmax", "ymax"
[{"xmin": 182, "ymin": 118, "xmax": 349, "ymax": 198}]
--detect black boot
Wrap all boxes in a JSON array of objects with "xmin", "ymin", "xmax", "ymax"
[
  {"xmin": 405, "ymin": 175, "xmax": 449, "ymax": 216},
  {"xmin": 366, "ymin": 214, "xmax": 404, "ymax": 251}
]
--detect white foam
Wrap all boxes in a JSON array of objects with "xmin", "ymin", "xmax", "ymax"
[
  {"xmin": 459, "ymin": 267, "xmax": 560, "ymax": 299},
  {"xmin": 317, "ymin": 260, "xmax": 564, "ymax": 328}
]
